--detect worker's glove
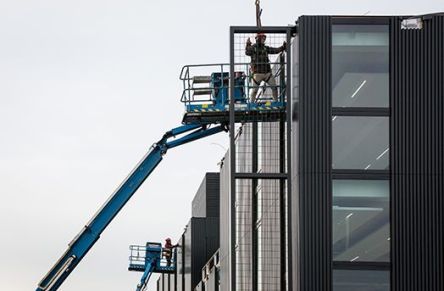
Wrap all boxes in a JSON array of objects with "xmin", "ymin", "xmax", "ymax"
[
  {"xmin": 282, "ymin": 41, "xmax": 287, "ymax": 51},
  {"xmin": 246, "ymin": 37, "xmax": 252, "ymax": 46}
]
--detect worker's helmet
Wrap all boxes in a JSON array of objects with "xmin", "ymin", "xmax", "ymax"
[{"xmin": 255, "ymin": 32, "xmax": 266, "ymax": 40}]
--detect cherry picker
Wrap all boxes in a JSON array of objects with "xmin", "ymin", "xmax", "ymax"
[
  {"xmin": 35, "ymin": 60, "xmax": 286, "ymax": 291},
  {"xmin": 128, "ymin": 243, "xmax": 176, "ymax": 291}
]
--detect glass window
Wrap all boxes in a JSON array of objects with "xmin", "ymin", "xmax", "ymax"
[
  {"xmin": 333, "ymin": 180, "xmax": 390, "ymax": 262},
  {"xmin": 333, "ymin": 269, "xmax": 390, "ymax": 291},
  {"xmin": 332, "ymin": 25, "xmax": 389, "ymax": 107},
  {"xmin": 332, "ymin": 116, "xmax": 389, "ymax": 170}
]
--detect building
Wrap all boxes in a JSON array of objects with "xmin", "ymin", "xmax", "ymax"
[
  {"xmin": 158, "ymin": 13, "xmax": 443, "ymax": 291},
  {"xmin": 157, "ymin": 173, "xmax": 220, "ymax": 291},
  {"xmin": 290, "ymin": 14, "xmax": 443, "ymax": 291}
]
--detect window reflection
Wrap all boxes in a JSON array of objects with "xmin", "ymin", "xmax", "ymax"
[
  {"xmin": 332, "ymin": 116, "xmax": 389, "ymax": 170},
  {"xmin": 333, "ymin": 180, "xmax": 390, "ymax": 262},
  {"xmin": 332, "ymin": 25, "xmax": 389, "ymax": 107}
]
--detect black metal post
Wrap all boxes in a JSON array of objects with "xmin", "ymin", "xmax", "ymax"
[
  {"xmin": 229, "ymin": 25, "xmax": 295, "ymax": 291},
  {"xmin": 252, "ymin": 122, "xmax": 258, "ymax": 291},
  {"xmin": 229, "ymin": 26, "xmax": 236, "ymax": 291},
  {"xmin": 279, "ymin": 119, "xmax": 286, "ymax": 290},
  {"xmin": 286, "ymin": 27, "xmax": 294, "ymax": 291}
]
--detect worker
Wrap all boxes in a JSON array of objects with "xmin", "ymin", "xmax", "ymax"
[
  {"xmin": 245, "ymin": 32, "xmax": 286, "ymax": 102},
  {"xmin": 163, "ymin": 238, "xmax": 178, "ymax": 267}
]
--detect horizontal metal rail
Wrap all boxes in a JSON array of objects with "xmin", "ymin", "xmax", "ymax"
[{"xmin": 180, "ymin": 57, "xmax": 287, "ymax": 106}]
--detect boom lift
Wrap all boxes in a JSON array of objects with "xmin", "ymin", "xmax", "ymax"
[
  {"xmin": 36, "ymin": 123, "xmax": 226, "ymax": 291},
  {"xmin": 36, "ymin": 57, "xmax": 286, "ymax": 290},
  {"xmin": 128, "ymin": 243, "xmax": 176, "ymax": 291}
]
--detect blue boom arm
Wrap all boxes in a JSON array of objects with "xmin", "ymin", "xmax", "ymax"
[
  {"xmin": 136, "ymin": 261, "xmax": 155, "ymax": 291},
  {"xmin": 36, "ymin": 124, "xmax": 226, "ymax": 291}
]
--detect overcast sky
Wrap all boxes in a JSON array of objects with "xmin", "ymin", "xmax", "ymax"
[{"xmin": 0, "ymin": 1, "xmax": 441, "ymax": 291}]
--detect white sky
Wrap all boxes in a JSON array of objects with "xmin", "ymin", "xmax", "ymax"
[{"xmin": 0, "ymin": 1, "xmax": 441, "ymax": 290}]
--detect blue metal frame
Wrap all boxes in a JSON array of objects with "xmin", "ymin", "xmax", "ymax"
[
  {"xmin": 185, "ymin": 100, "xmax": 286, "ymax": 114},
  {"xmin": 35, "ymin": 124, "xmax": 226, "ymax": 291}
]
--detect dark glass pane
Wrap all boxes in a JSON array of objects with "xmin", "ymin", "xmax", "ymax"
[
  {"xmin": 333, "ymin": 180, "xmax": 390, "ymax": 262},
  {"xmin": 332, "ymin": 116, "xmax": 389, "ymax": 170},
  {"xmin": 333, "ymin": 269, "xmax": 390, "ymax": 291},
  {"xmin": 332, "ymin": 25, "xmax": 389, "ymax": 107}
]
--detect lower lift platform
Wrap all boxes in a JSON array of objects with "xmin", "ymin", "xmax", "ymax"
[
  {"xmin": 128, "ymin": 243, "xmax": 175, "ymax": 273},
  {"xmin": 180, "ymin": 63, "xmax": 287, "ymax": 125},
  {"xmin": 129, "ymin": 243, "xmax": 176, "ymax": 291}
]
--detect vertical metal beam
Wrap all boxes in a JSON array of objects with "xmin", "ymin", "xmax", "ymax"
[
  {"xmin": 286, "ymin": 27, "xmax": 293, "ymax": 291},
  {"xmin": 181, "ymin": 234, "xmax": 185, "ymax": 291},
  {"xmin": 229, "ymin": 26, "xmax": 237, "ymax": 291},
  {"xmin": 252, "ymin": 123, "xmax": 259, "ymax": 291},
  {"xmin": 279, "ymin": 119, "xmax": 286, "ymax": 290}
]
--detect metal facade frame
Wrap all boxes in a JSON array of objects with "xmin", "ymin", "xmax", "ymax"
[
  {"xmin": 229, "ymin": 25, "xmax": 295, "ymax": 291},
  {"xmin": 227, "ymin": 14, "xmax": 443, "ymax": 291}
]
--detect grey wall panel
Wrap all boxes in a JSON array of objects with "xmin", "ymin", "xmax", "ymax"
[
  {"xmin": 166, "ymin": 274, "xmax": 170, "ymax": 291},
  {"xmin": 298, "ymin": 15, "xmax": 332, "ymax": 291},
  {"xmin": 184, "ymin": 222, "xmax": 193, "ymax": 291},
  {"xmin": 390, "ymin": 15, "xmax": 444, "ymax": 291},
  {"xmin": 234, "ymin": 125, "xmax": 253, "ymax": 290},
  {"xmin": 159, "ymin": 274, "xmax": 164, "ymax": 291},
  {"xmin": 170, "ymin": 273, "xmax": 175, "ymax": 291},
  {"xmin": 177, "ymin": 235, "xmax": 185, "ymax": 291},
  {"xmin": 192, "ymin": 178, "xmax": 207, "ymax": 218},
  {"xmin": 291, "ymin": 34, "xmax": 300, "ymax": 291},
  {"xmin": 219, "ymin": 151, "xmax": 231, "ymax": 291},
  {"xmin": 205, "ymin": 269, "xmax": 217, "ymax": 291},
  {"xmin": 192, "ymin": 173, "xmax": 220, "ymax": 218},
  {"xmin": 258, "ymin": 122, "xmax": 284, "ymax": 290}
]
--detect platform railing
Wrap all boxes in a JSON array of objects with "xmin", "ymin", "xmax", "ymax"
[
  {"xmin": 128, "ymin": 245, "xmax": 176, "ymax": 269},
  {"xmin": 129, "ymin": 245, "xmax": 148, "ymax": 268},
  {"xmin": 180, "ymin": 54, "xmax": 286, "ymax": 107}
]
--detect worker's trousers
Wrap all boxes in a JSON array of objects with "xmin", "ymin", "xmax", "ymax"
[{"xmin": 249, "ymin": 72, "xmax": 278, "ymax": 102}]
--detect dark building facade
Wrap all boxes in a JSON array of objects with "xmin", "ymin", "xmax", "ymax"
[
  {"xmin": 293, "ymin": 14, "xmax": 444, "ymax": 291},
  {"xmin": 183, "ymin": 217, "xmax": 220, "ymax": 291},
  {"xmin": 159, "ymin": 173, "xmax": 220, "ymax": 291}
]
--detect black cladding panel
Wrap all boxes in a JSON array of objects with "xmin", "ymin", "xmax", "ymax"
[
  {"xmin": 192, "ymin": 173, "xmax": 220, "ymax": 218},
  {"xmin": 390, "ymin": 15, "xmax": 444, "ymax": 291},
  {"xmin": 183, "ymin": 217, "xmax": 220, "ymax": 291},
  {"xmin": 297, "ymin": 15, "xmax": 332, "ymax": 291}
]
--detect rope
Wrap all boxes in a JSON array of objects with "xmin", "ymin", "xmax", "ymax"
[{"xmin": 255, "ymin": 0, "xmax": 262, "ymax": 28}]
